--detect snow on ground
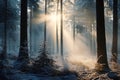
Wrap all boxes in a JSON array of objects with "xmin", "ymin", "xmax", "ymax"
[
  {"xmin": 1, "ymin": 55, "xmax": 119, "ymax": 80},
  {"xmin": 6, "ymin": 66, "xmax": 120, "ymax": 80},
  {"xmin": 9, "ymin": 72, "xmax": 77, "ymax": 80}
]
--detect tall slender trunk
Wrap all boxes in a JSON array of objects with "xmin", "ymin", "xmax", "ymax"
[
  {"xmin": 2, "ymin": 0, "xmax": 7, "ymax": 60},
  {"xmin": 30, "ymin": 6, "xmax": 33, "ymax": 57},
  {"xmin": 73, "ymin": 1, "xmax": 76, "ymax": 42},
  {"xmin": 56, "ymin": 0, "xmax": 59, "ymax": 53},
  {"xmin": 111, "ymin": 0, "xmax": 118, "ymax": 62},
  {"xmin": 73, "ymin": 16, "xmax": 75, "ymax": 49},
  {"xmin": 18, "ymin": 0, "xmax": 29, "ymax": 60},
  {"xmin": 44, "ymin": 0, "xmax": 47, "ymax": 52},
  {"xmin": 90, "ymin": 24, "xmax": 93, "ymax": 54},
  {"xmin": 91, "ymin": 24, "xmax": 95, "ymax": 53},
  {"xmin": 0, "ymin": 0, "xmax": 7, "ymax": 68},
  {"xmin": 73, "ymin": 15, "xmax": 75, "ymax": 42},
  {"xmin": 96, "ymin": 0, "xmax": 109, "ymax": 71},
  {"xmin": 0, "ymin": 0, "xmax": 8, "ymax": 75},
  {"xmin": 60, "ymin": 0, "xmax": 63, "ymax": 56}
]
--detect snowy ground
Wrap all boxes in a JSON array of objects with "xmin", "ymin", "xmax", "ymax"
[
  {"xmin": 5, "ymin": 69, "xmax": 120, "ymax": 80},
  {"xmin": 1, "ymin": 58, "xmax": 77, "ymax": 80},
  {"xmin": 1, "ymin": 56, "xmax": 120, "ymax": 80},
  {"xmin": 7, "ymin": 70, "xmax": 77, "ymax": 80}
]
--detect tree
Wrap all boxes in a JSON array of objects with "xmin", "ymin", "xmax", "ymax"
[
  {"xmin": 60, "ymin": 0, "xmax": 69, "ymax": 70},
  {"xmin": 60, "ymin": 0, "xmax": 63, "ymax": 56},
  {"xmin": 73, "ymin": 1, "xmax": 75, "ymax": 42},
  {"xmin": 18, "ymin": 0, "xmax": 29, "ymax": 60},
  {"xmin": 111, "ymin": 0, "xmax": 118, "ymax": 62},
  {"xmin": 0, "ymin": 0, "xmax": 7, "ymax": 66},
  {"xmin": 2, "ymin": 0, "xmax": 7, "ymax": 60},
  {"xmin": 56, "ymin": 0, "xmax": 59, "ymax": 53},
  {"xmin": 95, "ymin": 0, "xmax": 110, "ymax": 72},
  {"xmin": 29, "ymin": 0, "xmax": 39, "ymax": 56},
  {"xmin": 0, "ymin": 0, "xmax": 8, "ymax": 79},
  {"xmin": 44, "ymin": 0, "xmax": 47, "ymax": 53},
  {"xmin": 29, "ymin": 6, "xmax": 33, "ymax": 57}
]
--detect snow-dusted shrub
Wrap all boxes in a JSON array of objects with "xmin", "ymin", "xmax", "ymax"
[{"xmin": 32, "ymin": 42, "xmax": 58, "ymax": 75}]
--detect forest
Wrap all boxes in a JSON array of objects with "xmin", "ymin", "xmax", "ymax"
[{"xmin": 0, "ymin": 0, "xmax": 120, "ymax": 80}]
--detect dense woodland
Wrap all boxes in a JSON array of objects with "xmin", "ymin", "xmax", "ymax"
[{"xmin": 0, "ymin": 0, "xmax": 120, "ymax": 80}]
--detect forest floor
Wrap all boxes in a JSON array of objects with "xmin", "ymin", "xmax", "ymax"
[
  {"xmin": 1, "ymin": 55, "xmax": 120, "ymax": 80},
  {"xmin": 1, "ymin": 62, "xmax": 120, "ymax": 80},
  {"xmin": 2, "ymin": 67, "xmax": 120, "ymax": 80}
]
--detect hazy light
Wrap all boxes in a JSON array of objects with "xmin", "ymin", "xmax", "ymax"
[
  {"xmin": 50, "ymin": 14, "xmax": 58, "ymax": 22},
  {"xmin": 31, "ymin": 1, "xmax": 97, "ymax": 70},
  {"xmin": 28, "ymin": 8, "xmax": 31, "ymax": 13}
]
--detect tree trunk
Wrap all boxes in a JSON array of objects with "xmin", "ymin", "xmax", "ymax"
[
  {"xmin": 0, "ymin": 0, "xmax": 7, "ymax": 69},
  {"xmin": 72, "ymin": 9, "xmax": 76, "ymax": 50},
  {"xmin": 60, "ymin": 0, "xmax": 63, "ymax": 56},
  {"xmin": 60, "ymin": 0, "xmax": 69, "ymax": 70},
  {"xmin": 2, "ymin": 0, "xmax": 7, "ymax": 60},
  {"xmin": 0, "ymin": 1, "xmax": 8, "ymax": 78},
  {"xmin": 95, "ymin": 0, "xmax": 109, "ymax": 72},
  {"xmin": 18, "ymin": 0, "xmax": 29, "ymax": 60},
  {"xmin": 73, "ymin": 16, "xmax": 75, "ymax": 42},
  {"xmin": 30, "ymin": 6, "xmax": 33, "ymax": 57},
  {"xmin": 111, "ymin": 0, "xmax": 118, "ymax": 62},
  {"xmin": 44, "ymin": 0, "xmax": 47, "ymax": 53},
  {"xmin": 56, "ymin": 0, "xmax": 59, "ymax": 53}
]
